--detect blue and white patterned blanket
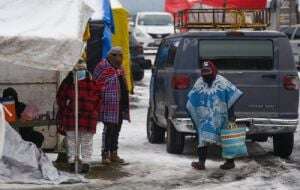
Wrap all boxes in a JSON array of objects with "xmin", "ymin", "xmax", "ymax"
[{"xmin": 186, "ymin": 75, "xmax": 243, "ymax": 147}]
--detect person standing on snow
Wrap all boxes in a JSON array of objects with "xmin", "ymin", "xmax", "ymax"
[
  {"xmin": 93, "ymin": 47, "xmax": 130, "ymax": 165},
  {"xmin": 186, "ymin": 61, "xmax": 243, "ymax": 170},
  {"xmin": 56, "ymin": 60, "xmax": 103, "ymax": 173}
]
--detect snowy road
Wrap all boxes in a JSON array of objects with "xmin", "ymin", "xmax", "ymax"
[
  {"xmin": 87, "ymin": 55, "xmax": 300, "ymax": 190},
  {"xmin": 2, "ymin": 56, "xmax": 300, "ymax": 190}
]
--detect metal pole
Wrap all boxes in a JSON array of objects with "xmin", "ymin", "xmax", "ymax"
[
  {"xmin": 222, "ymin": 0, "xmax": 227, "ymax": 24},
  {"xmin": 275, "ymin": 0, "xmax": 281, "ymax": 30},
  {"xmin": 74, "ymin": 71, "xmax": 79, "ymax": 174}
]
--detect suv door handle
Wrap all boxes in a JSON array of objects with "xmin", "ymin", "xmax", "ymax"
[{"xmin": 262, "ymin": 74, "xmax": 277, "ymax": 79}]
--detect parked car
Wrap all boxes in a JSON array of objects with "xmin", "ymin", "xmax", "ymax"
[
  {"xmin": 280, "ymin": 25, "xmax": 300, "ymax": 70},
  {"xmin": 147, "ymin": 31, "xmax": 299, "ymax": 158},
  {"xmin": 133, "ymin": 12, "xmax": 174, "ymax": 50},
  {"xmin": 129, "ymin": 31, "xmax": 152, "ymax": 81}
]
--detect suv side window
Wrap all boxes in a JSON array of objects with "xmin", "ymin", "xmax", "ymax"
[
  {"xmin": 166, "ymin": 40, "xmax": 180, "ymax": 68},
  {"xmin": 155, "ymin": 40, "xmax": 170, "ymax": 69},
  {"xmin": 155, "ymin": 39, "xmax": 180, "ymax": 69}
]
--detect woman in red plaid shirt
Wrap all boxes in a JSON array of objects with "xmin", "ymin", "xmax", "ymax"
[{"xmin": 57, "ymin": 60, "xmax": 103, "ymax": 173}]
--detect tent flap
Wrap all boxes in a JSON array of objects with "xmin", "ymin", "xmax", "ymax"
[{"xmin": 0, "ymin": 0, "xmax": 93, "ymax": 71}]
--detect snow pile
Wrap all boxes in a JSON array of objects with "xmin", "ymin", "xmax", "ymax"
[{"xmin": 0, "ymin": 0, "xmax": 93, "ymax": 71}]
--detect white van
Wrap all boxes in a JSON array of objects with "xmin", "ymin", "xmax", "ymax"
[{"xmin": 133, "ymin": 12, "xmax": 174, "ymax": 50}]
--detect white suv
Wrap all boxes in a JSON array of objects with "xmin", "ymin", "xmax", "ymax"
[{"xmin": 133, "ymin": 12, "xmax": 174, "ymax": 51}]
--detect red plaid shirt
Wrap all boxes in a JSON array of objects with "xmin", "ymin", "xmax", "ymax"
[{"xmin": 56, "ymin": 77, "xmax": 103, "ymax": 134}]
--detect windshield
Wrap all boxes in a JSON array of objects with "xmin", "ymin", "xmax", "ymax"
[
  {"xmin": 199, "ymin": 40, "xmax": 274, "ymax": 70},
  {"xmin": 138, "ymin": 14, "xmax": 173, "ymax": 26}
]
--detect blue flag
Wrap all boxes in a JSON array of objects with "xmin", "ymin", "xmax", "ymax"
[{"xmin": 102, "ymin": 0, "xmax": 115, "ymax": 59}]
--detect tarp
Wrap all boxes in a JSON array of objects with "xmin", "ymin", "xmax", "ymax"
[
  {"xmin": 111, "ymin": 0, "xmax": 134, "ymax": 93},
  {"xmin": 0, "ymin": 105, "xmax": 84, "ymax": 184},
  {"xmin": 165, "ymin": 0, "xmax": 191, "ymax": 13},
  {"xmin": 86, "ymin": 0, "xmax": 134, "ymax": 93},
  {"xmin": 0, "ymin": 0, "xmax": 93, "ymax": 71},
  {"xmin": 165, "ymin": 0, "xmax": 267, "ymax": 14}
]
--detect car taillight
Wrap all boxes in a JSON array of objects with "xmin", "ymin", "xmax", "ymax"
[
  {"xmin": 172, "ymin": 75, "xmax": 190, "ymax": 90},
  {"xmin": 283, "ymin": 75, "xmax": 299, "ymax": 90}
]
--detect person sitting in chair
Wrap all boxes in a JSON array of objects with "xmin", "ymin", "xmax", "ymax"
[{"xmin": 2, "ymin": 88, "xmax": 44, "ymax": 148}]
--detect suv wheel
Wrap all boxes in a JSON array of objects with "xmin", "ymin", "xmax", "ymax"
[
  {"xmin": 132, "ymin": 62, "xmax": 144, "ymax": 81},
  {"xmin": 147, "ymin": 108, "xmax": 165, "ymax": 143},
  {"xmin": 273, "ymin": 133, "xmax": 294, "ymax": 158},
  {"xmin": 166, "ymin": 120, "xmax": 185, "ymax": 154}
]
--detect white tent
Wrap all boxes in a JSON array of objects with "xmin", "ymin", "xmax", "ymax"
[
  {"xmin": 86, "ymin": 0, "xmax": 123, "ymax": 20},
  {"xmin": 0, "ymin": 0, "xmax": 93, "ymax": 71},
  {"xmin": 0, "ymin": 0, "xmax": 95, "ymax": 180}
]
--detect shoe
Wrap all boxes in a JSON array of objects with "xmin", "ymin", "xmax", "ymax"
[
  {"xmin": 220, "ymin": 160, "xmax": 235, "ymax": 170},
  {"xmin": 102, "ymin": 151, "xmax": 112, "ymax": 165},
  {"xmin": 192, "ymin": 147, "xmax": 207, "ymax": 170},
  {"xmin": 191, "ymin": 161, "xmax": 206, "ymax": 170},
  {"xmin": 111, "ymin": 151, "xmax": 128, "ymax": 165}
]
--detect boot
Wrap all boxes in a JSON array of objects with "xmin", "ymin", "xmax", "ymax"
[
  {"xmin": 191, "ymin": 147, "xmax": 207, "ymax": 170},
  {"xmin": 110, "ymin": 151, "xmax": 127, "ymax": 165},
  {"xmin": 220, "ymin": 159, "xmax": 235, "ymax": 170},
  {"xmin": 102, "ymin": 151, "xmax": 112, "ymax": 165},
  {"xmin": 80, "ymin": 163, "xmax": 90, "ymax": 173}
]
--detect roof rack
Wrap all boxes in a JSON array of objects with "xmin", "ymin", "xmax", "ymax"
[{"xmin": 174, "ymin": 8, "xmax": 271, "ymax": 32}]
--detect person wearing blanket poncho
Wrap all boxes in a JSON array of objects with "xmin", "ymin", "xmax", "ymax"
[{"xmin": 186, "ymin": 61, "xmax": 243, "ymax": 170}]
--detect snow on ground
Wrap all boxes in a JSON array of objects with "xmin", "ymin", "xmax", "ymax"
[
  {"xmin": 87, "ymin": 65, "xmax": 300, "ymax": 190},
  {"xmin": 2, "ymin": 56, "xmax": 300, "ymax": 190}
]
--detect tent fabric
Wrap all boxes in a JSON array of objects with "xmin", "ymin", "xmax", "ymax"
[
  {"xmin": 165, "ymin": 0, "xmax": 267, "ymax": 14},
  {"xmin": 111, "ymin": 5, "xmax": 133, "ymax": 93},
  {"xmin": 101, "ymin": 0, "xmax": 115, "ymax": 59},
  {"xmin": 165, "ymin": 0, "xmax": 191, "ymax": 13},
  {"xmin": 0, "ymin": 104, "xmax": 85, "ymax": 184},
  {"xmin": 0, "ymin": 105, "xmax": 5, "ymax": 159},
  {"xmin": 86, "ymin": 0, "xmax": 133, "ymax": 93},
  {"xmin": 85, "ymin": 0, "xmax": 115, "ymax": 59},
  {"xmin": 0, "ymin": 0, "xmax": 93, "ymax": 71}
]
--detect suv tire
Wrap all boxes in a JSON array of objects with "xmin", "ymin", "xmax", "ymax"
[
  {"xmin": 273, "ymin": 133, "xmax": 294, "ymax": 158},
  {"xmin": 166, "ymin": 120, "xmax": 185, "ymax": 154},
  {"xmin": 147, "ymin": 108, "xmax": 165, "ymax": 143}
]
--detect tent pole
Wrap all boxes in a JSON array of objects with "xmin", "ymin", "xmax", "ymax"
[{"xmin": 74, "ymin": 71, "xmax": 79, "ymax": 174}]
